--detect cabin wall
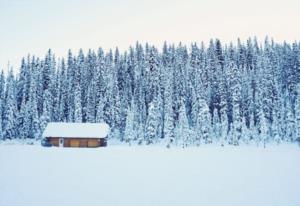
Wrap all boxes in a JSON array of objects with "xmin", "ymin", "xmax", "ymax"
[
  {"xmin": 49, "ymin": 137, "xmax": 59, "ymax": 146},
  {"xmin": 47, "ymin": 137, "xmax": 106, "ymax": 147}
]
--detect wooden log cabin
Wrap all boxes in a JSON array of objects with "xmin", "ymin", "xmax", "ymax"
[{"xmin": 42, "ymin": 123, "xmax": 109, "ymax": 147}]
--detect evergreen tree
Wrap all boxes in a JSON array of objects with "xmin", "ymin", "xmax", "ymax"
[
  {"xmin": 124, "ymin": 103, "xmax": 136, "ymax": 145},
  {"xmin": 228, "ymin": 43, "xmax": 241, "ymax": 146},
  {"xmin": 164, "ymin": 72, "xmax": 175, "ymax": 147},
  {"xmin": 96, "ymin": 99, "xmax": 105, "ymax": 123},
  {"xmin": 260, "ymin": 109, "xmax": 268, "ymax": 148},
  {"xmin": 272, "ymin": 114, "xmax": 281, "ymax": 144},
  {"xmin": 286, "ymin": 100, "xmax": 295, "ymax": 142},
  {"xmin": 0, "ymin": 100, "xmax": 2, "ymax": 140},
  {"xmin": 196, "ymin": 99, "xmax": 211, "ymax": 144},
  {"xmin": 17, "ymin": 96, "xmax": 29, "ymax": 139},
  {"xmin": 220, "ymin": 105, "xmax": 228, "ymax": 146},
  {"xmin": 212, "ymin": 109, "xmax": 220, "ymax": 143},
  {"xmin": 40, "ymin": 89, "xmax": 52, "ymax": 133},
  {"xmin": 295, "ymin": 84, "xmax": 300, "ymax": 143},
  {"xmin": 3, "ymin": 70, "xmax": 17, "ymax": 139},
  {"xmin": 175, "ymin": 99, "xmax": 190, "ymax": 147},
  {"xmin": 58, "ymin": 59, "xmax": 68, "ymax": 122},
  {"xmin": 74, "ymin": 84, "xmax": 82, "ymax": 123},
  {"xmin": 145, "ymin": 99, "xmax": 159, "ymax": 145},
  {"xmin": 29, "ymin": 57, "xmax": 41, "ymax": 139}
]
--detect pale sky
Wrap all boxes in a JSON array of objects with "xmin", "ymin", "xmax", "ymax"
[{"xmin": 0, "ymin": 0, "xmax": 299, "ymax": 71}]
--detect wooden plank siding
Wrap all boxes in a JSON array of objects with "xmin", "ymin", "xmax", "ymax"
[
  {"xmin": 70, "ymin": 139, "xmax": 80, "ymax": 147},
  {"xmin": 47, "ymin": 137, "xmax": 106, "ymax": 147},
  {"xmin": 49, "ymin": 137, "xmax": 59, "ymax": 146}
]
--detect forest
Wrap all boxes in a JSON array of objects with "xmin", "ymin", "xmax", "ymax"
[{"xmin": 0, "ymin": 37, "xmax": 299, "ymax": 147}]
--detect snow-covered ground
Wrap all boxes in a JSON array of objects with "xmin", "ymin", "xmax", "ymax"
[{"xmin": 0, "ymin": 143, "xmax": 300, "ymax": 206}]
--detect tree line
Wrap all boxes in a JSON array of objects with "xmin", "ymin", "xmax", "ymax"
[{"xmin": 0, "ymin": 37, "xmax": 300, "ymax": 146}]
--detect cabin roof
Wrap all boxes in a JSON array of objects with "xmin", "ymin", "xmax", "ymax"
[{"xmin": 43, "ymin": 122, "xmax": 110, "ymax": 138}]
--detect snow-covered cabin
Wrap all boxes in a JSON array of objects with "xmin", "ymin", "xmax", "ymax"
[{"xmin": 42, "ymin": 123, "xmax": 110, "ymax": 147}]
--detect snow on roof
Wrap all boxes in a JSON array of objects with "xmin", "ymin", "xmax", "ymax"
[{"xmin": 43, "ymin": 122, "xmax": 110, "ymax": 138}]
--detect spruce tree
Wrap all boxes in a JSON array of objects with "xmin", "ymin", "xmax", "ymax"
[
  {"xmin": 124, "ymin": 104, "xmax": 136, "ymax": 145},
  {"xmin": 220, "ymin": 105, "xmax": 228, "ymax": 146},
  {"xmin": 3, "ymin": 70, "xmax": 17, "ymax": 139},
  {"xmin": 175, "ymin": 99, "xmax": 190, "ymax": 147},
  {"xmin": 295, "ymin": 84, "xmax": 300, "ymax": 143},
  {"xmin": 40, "ymin": 89, "xmax": 52, "ymax": 133},
  {"xmin": 145, "ymin": 99, "xmax": 158, "ymax": 145},
  {"xmin": 197, "ymin": 99, "xmax": 211, "ymax": 144}
]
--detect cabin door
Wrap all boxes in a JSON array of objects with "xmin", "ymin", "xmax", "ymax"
[{"xmin": 59, "ymin": 138, "xmax": 64, "ymax": 147}]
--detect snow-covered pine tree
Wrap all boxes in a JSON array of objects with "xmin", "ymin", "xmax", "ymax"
[
  {"xmin": 77, "ymin": 49, "xmax": 88, "ymax": 122},
  {"xmin": 220, "ymin": 105, "xmax": 228, "ymax": 146},
  {"xmin": 51, "ymin": 66, "xmax": 60, "ymax": 122},
  {"xmin": 295, "ymin": 84, "xmax": 300, "ymax": 144},
  {"xmin": 16, "ymin": 57, "xmax": 28, "ymax": 110},
  {"xmin": 261, "ymin": 39, "xmax": 279, "ymax": 136},
  {"xmin": 124, "ymin": 103, "xmax": 136, "ymax": 145},
  {"xmin": 74, "ymin": 83, "xmax": 82, "ymax": 123},
  {"xmin": 145, "ymin": 46, "xmax": 160, "ymax": 107},
  {"xmin": 42, "ymin": 49, "xmax": 54, "ymax": 92},
  {"xmin": 206, "ymin": 40, "xmax": 219, "ymax": 113},
  {"xmin": 196, "ymin": 99, "xmax": 211, "ymax": 144},
  {"xmin": 73, "ymin": 55, "xmax": 83, "ymax": 123},
  {"xmin": 58, "ymin": 58, "xmax": 68, "ymax": 122},
  {"xmin": 29, "ymin": 63, "xmax": 40, "ymax": 139},
  {"xmin": 17, "ymin": 95, "xmax": 29, "ymax": 139},
  {"xmin": 212, "ymin": 108, "xmax": 220, "ymax": 143},
  {"xmin": 286, "ymin": 99, "xmax": 295, "ymax": 142},
  {"xmin": 272, "ymin": 113, "xmax": 281, "ymax": 144},
  {"xmin": 175, "ymin": 99, "xmax": 190, "ymax": 147},
  {"xmin": 241, "ymin": 117, "xmax": 250, "ymax": 144},
  {"xmin": 145, "ymin": 99, "xmax": 159, "ymax": 145},
  {"xmin": 3, "ymin": 69, "xmax": 17, "ymax": 139},
  {"xmin": 248, "ymin": 114, "xmax": 255, "ymax": 143},
  {"xmin": 0, "ymin": 75, "xmax": 3, "ymax": 140},
  {"xmin": 86, "ymin": 79, "xmax": 97, "ymax": 123},
  {"xmin": 163, "ymin": 68, "xmax": 175, "ymax": 147},
  {"xmin": 66, "ymin": 49, "xmax": 75, "ymax": 122},
  {"xmin": 40, "ymin": 89, "xmax": 52, "ymax": 134},
  {"xmin": 228, "ymin": 43, "xmax": 241, "ymax": 146},
  {"xmin": 103, "ymin": 51, "xmax": 122, "ymax": 140},
  {"xmin": 173, "ymin": 44, "xmax": 188, "ymax": 120},
  {"xmin": 133, "ymin": 43, "xmax": 147, "ymax": 144},
  {"xmin": 231, "ymin": 103, "xmax": 241, "ymax": 146},
  {"xmin": 96, "ymin": 98, "xmax": 105, "ymax": 123},
  {"xmin": 0, "ymin": 100, "xmax": 2, "ymax": 140},
  {"xmin": 259, "ymin": 109, "xmax": 268, "ymax": 148}
]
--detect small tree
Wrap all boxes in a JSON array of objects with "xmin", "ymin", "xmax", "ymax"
[
  {"xmin": 197, "ymin": 99, "xmax": 211, "ymax": 144},
  {"xmin": 175, "ymin": 100, "xmax": 190, "ymax": 147},
  {"xmin": 74, "ymin": 84, "xmax": 82, "ymax": 123},
  {"xmin": 241, "ymin": 117, "xmax": 250, "ymax": 144},
  {"xmin": 124, "ymin": 106, "xmax": 136, "ymax": 145},
  {"xmin": 220, "ymin": 107, "xmax": 228, "ymax": 146},
  {"xmin": 286, "ymin": 100, "xmax": 295, "ymax": 142},
  {"xmin": 232, "ymin": 104, "xmax": 241, "ymax": 146},
  {"xmin": 212, "ymin": 109, "xmax": 220, "ymax": 143},
  {"xmin": 40, "ymin": 89, "xmax": 52, "ymax": 134},
  {"xmin": 272, "ymin": 113, "xmax": 281, "ymax": 145},
  {"xmin": 260, "ymin": 112, "xmax": 268, "ymax": 148},
  {"xmin": 145, "ymin": 100, "xmax": 158, "ymax": 145}
]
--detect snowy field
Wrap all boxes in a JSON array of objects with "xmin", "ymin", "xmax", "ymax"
[{"xmin": 0, "ymin": 143, "xmax": 300, "ymax": 206}]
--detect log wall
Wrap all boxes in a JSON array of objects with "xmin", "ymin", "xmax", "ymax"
[{"xmin": 47, "ymin": 137, "xmax": 106, "ymax": 147}]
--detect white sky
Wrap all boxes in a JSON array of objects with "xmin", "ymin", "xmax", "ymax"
[{"xmin": 0, "ymin": 0, "xmax": 299, "ymax": 71}]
